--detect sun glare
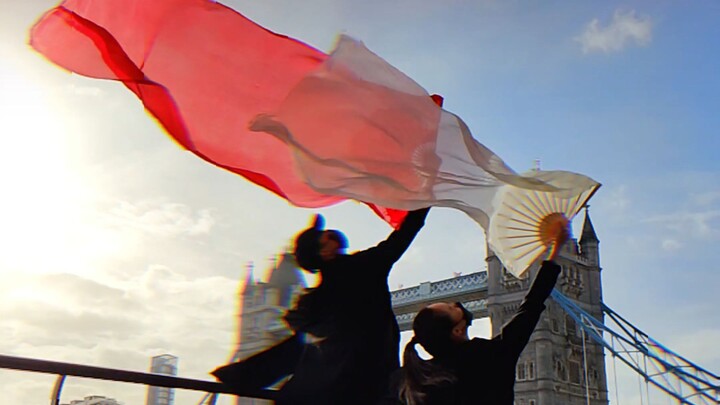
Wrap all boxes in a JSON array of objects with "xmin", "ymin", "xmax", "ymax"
[{"xmin": 0, "ymin": 64, "xmax": 87, "ymax": 275}]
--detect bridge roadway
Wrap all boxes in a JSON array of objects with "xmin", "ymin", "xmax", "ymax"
[{"xmin": 391, "ymin": 271, "xmax": 489, "ymax": 331}]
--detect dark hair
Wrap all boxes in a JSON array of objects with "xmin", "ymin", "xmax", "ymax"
[
  {"xmin": 294, "ymin": 227, "xmax": 322, "ymax": 271},
  {"xmin": 294, "ymin": 214, "xmax": 325, "ymax": 272},
  {"xmin": 399, "ymin": 306, "xmax": 457, "ymax": 405}
]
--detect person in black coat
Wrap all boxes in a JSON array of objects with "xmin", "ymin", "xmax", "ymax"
[
  {"xmin": 213, "ymin": 208, "xmax": 430, "ymax": 405},
  {"xmin": 381, "ymin": 230, "xmax": 567, "ymax": 405}
]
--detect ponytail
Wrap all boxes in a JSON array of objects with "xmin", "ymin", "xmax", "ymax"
[
  {"xmin": 399, "ymin": 339, "xmax": 427, "ymax": 405},
  {"xmin": 398, "ymin": 309, "xmax": 457, "ymax": 405}
]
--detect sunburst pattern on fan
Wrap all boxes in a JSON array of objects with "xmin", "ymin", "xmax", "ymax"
[{"xmin": 488, "ymin": 170, "xmax": 600, "ymax": 278}]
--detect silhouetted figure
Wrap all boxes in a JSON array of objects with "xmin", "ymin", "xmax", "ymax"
[
  {"xmin": 213, "ymin": 208, "xmax": 430, "ymax": 405},
  {"xmin": 381, "ymin": 230, "xmax": 567, "ymax": 405}
]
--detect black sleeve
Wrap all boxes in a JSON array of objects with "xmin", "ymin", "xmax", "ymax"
[
  {"xmin": 494, "ymin": 261, "xmax": 561, "ymax": 360},
  {"xmin": 211, "ymin": 334, "xmax": 304, "ymax": 389},
  {"xmin": 376, "ymin": 369, "xmax": 405, "ymax": 405},
  {"xmin": 358, "ymin": 208, "xmax": 430, "ymax": 272}
]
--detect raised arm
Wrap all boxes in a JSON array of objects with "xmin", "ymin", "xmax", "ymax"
[
  {"xmin": 494, "ymin": 260, "xmax": 561, "ymax": 360},
  {"xmin": 359, "ymin": 207, "xmax": 430, "ymax": 270}
]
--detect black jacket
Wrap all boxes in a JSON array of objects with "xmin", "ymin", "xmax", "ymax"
[
  {"xmin": 277, "ymin": 208, "xmax": 430, "ymax": 405},
  {"xmin": 382, "ymin": 260, "xmax": 561, "ymax": 405}
]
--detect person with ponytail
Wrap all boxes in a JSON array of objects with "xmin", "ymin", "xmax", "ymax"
[{"xmin": 381, "ymin": 227, "xmax": 568, "ymax": 405}]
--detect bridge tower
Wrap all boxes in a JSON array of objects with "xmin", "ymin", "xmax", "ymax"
[
  {"xmin": 235, "ymin": 252, "xmax": 306, "ymax": 405},
  {"xmin": 487, "ymin": 208, "xmax": 608, "ymax": 405}
]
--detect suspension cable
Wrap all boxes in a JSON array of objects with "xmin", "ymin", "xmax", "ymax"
[
  {"xmin": 612, "ymin": 337, "xmax": 621, "ymax": 405},
  {"xmin": 637, "ymin": 351, "xmax": 645, "ymax": 405},
  {"xmin": 581, "ymin": 321, "xmax": 591, "ymax": 405}
]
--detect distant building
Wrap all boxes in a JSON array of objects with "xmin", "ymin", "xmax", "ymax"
[
  {"xmin": 146, "ymin": 354, "xmax": 178, "ymax": 405},
  {"xmin": 61, "ymin": 395, "xmax": 122, "ymax": 405},
  {"xmin": 235, "ymin": 250, "xmax": 307, "ymax": 405}
]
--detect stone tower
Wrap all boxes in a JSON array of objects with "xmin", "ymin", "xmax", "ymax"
[
  {"xmin": 486, "ymin": 208, "xmax": 608, "ymax": 405},
  {"xmin": 235, "ymin": 250, "xmax": 307, "ymax": 405}
]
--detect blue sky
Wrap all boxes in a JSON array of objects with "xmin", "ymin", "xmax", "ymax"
[{"xmin": 0, "ymin": 0, "xmax": 718, "ymax": 404}]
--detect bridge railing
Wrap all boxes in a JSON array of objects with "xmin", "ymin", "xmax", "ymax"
[
  {"xmin": 0, "ymin": 353, "xmax": 276, "ymax": 404},
  {"xmin": 391, "ymin": 271, "xmax": 488, "ymax": 306}
]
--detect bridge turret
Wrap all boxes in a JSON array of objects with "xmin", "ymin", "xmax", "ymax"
[
  {"xmin": 234, "ymin": 251, "xmax": 306, "ymax": 405},
  {"xmin": 486, "ymin": 242, "xmax": 531, "ymax": 337},
  {"xmin": 579, "ymin": 206, "xmax": 600, "ymax": 267},
  {"xmin": 242, "ymin": 262, "xmax": 255, "ymax": 296}
]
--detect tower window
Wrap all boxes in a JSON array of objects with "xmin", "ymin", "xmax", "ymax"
[
  {"xmin": 565, "ymin": 315, "xmax": 577, "ymax": 337},
  {"xmin": 555, "ymin": 359, "xmax": 567, "ymax": 381},
  {"xmin": 551, "ymin": 318, "xmax": 560, "ymax": 333},
  {"xmin": 569, "ymin": 360, "xmax": 581, "ymax": 384}
]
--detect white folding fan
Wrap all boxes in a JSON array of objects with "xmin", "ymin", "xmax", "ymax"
[{"xmin": 488, "ymin": 170, "xmax": 600, "ymax": 278}]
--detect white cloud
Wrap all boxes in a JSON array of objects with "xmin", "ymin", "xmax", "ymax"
[
  {"xmin": 576, "ymin": 10, "xmax": 652, "ymax": 54},
  {"xmin": 606, "ymin": 185, "xmax": 630, "ymax": 212},
  {"xmin": 661, "ymin": 238, "xmax": 682, "ymax": 251},
  {"xmin": 0, "ymin": 269, "xmax": 241, "ymax": 405},
  {"xmin": 104, "ymin": 200, "xmax": 216, "ymax": 237},
  {"xmin": 691, "ymin": 190, "xmax": 720, "ymax": 206},
  {"xmin": 645, "ymin": 210, "xmax": 720, "ymax": 238}
]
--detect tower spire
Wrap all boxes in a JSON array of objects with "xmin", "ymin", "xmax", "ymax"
[
  {"xmin": 579, "ymin": 205, "xmax": 599, "ymax": 244},
  {"xmin": 242, "ymin": 261, "xmax": 255, "ymax": 295}
]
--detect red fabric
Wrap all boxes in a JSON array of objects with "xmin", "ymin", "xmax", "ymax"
[{"xmin": 30, "ymin": 0, "xmax": 407, "ymax": 227}]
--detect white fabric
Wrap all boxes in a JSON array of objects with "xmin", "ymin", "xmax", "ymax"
[{"xmin": 252, "ymin": 36, "xmax": 600, "ymax": 276}]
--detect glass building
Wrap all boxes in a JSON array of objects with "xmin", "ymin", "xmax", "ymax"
[{"xmin": 146, "ymin": 354, "xmax": 178, "ymax": 405}]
